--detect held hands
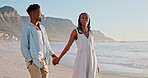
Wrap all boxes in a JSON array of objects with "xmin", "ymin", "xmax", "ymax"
[
  {"xmin": 51, "ymin": 54, "xmax": 60, "ymax": 66},
  {"xmin": 52, "ymin": 57, "xmax": 59, "ymax": 66}
]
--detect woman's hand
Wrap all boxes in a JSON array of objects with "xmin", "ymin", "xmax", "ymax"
[
  {"xmin": 51, "ymin": 54, "xmax": 59, "ymax": 66},
  {"xmin": 52, "ymin": 57, "xmax": 59, "ymax": 66},
  {"xmin": 98, "ymin": 67, "xmax": 100, "ymax": 73}
]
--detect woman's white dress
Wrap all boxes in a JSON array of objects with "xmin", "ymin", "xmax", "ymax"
[{"xmin": 72, "ymin": 29, "xmax": 98, "ymax": 78}]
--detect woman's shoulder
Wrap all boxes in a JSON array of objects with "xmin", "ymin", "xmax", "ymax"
[
  {"xmin": 71, "ymin": 29, "xmax": 78, "ymax": 38},
  {"xmin": 72, "ymin": 29, "xmax": 77, "ymax": 35},
  {"xmin": 73, "ymin": 29, "xmax": 77, "ymax": 31}
]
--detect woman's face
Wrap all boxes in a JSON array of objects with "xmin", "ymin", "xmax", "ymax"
[{"xmin": 80, "ymin": 14, "xmax": 89, "ymax": 26}]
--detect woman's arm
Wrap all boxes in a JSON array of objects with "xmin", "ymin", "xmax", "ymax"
[{"xmin": 58, "ymin": 29, "xmax": 77, "ymax": 62}]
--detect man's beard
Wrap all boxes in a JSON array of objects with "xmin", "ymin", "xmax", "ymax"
[
  {"xmin": 38, "ymin": 17, "xmax": 42, "ymax": 22},
  {"xmin": 38, "ymin": 19, "xmax": 41, "ymax": 22}
]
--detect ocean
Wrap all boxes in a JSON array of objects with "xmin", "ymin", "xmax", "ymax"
[
  {"xmin": 1, "ymin": 41, "xmax": 148, "ymax": 77},
  {"xmin": 51, "ymin": 41, "xmax": 148, "ymax": 78}
]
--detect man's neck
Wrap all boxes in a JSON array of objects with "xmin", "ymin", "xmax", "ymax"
[{"xmin": 30, "ymin": 19, "xmax": 39, "ymax": 26}]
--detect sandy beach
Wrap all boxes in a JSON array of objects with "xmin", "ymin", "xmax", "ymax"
[{"xmin": 0, "ymin": 46, "xmax": 137, "ymax": 78}]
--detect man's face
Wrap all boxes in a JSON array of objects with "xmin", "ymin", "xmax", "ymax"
[{"xmin": 32, "ymin": 8, "xmax": 42, "ymax": 21}]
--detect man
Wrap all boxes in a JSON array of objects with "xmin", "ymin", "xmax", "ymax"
[{"xmin": 21, "ymin": 4, "xmax": 58, "ymax": 78}]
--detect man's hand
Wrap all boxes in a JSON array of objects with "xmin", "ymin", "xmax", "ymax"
[
  {"xmin": 51, "ymin": 54, "xmax": 59, "ymax": 66},
  {"xmin": 52, "ymin": 57, "xmax": 59, "ymax": 66},
  {"xmin": 29, "ymin": 60, "xmax": 33, "ymax": 65}
]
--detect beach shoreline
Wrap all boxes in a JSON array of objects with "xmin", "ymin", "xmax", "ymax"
[{"xmin": 0, "ymin": 46, "xmax": 143, "ymax": 78}]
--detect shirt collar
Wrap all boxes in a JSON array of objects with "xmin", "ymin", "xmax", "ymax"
[{"xmin": 27, "ymin": 21, "xmax": 41, "ymax": 27}]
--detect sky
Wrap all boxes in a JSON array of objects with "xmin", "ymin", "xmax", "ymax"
[{"xmin": 0, "ymin": 0, "xmax": 148, "ymax": 41}]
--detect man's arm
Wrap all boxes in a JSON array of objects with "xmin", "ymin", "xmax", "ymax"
[
  {"xmin": 20, "ymin": 27, "xmax": 32, "ymax": 62},
  {"xmin": 42, "ymin": 26, "xmax": 58, "ymax": 65},
  {"xmin": 42, "ymin": 26, "xmax": 55, "ymax": 55}
]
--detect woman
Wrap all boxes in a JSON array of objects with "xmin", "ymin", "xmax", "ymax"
[{"xmin": 55, "ymin": 12, "xmax": 99, "ymax": 78}]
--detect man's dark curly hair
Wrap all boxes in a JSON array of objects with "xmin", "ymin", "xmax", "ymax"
[{"xmin": 26, "ymin": 4, "xmax": 40, "ymax": 15}]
